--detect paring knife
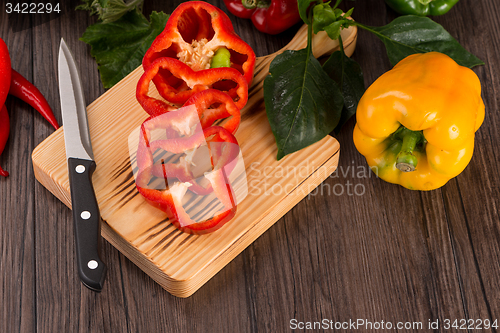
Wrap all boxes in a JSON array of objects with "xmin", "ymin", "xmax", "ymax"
[{"xmin": 58, "ymin": 39, "xmax": 107, "ymax": 292}]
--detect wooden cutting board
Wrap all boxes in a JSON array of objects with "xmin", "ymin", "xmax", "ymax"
[{"xmin": 32, "ymin": 24, "xmax": 357, "ymax": 297}]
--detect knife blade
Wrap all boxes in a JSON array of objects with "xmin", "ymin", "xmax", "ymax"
[{"xmin": 58, "ymin": 38, "xmax": 106, "ymax": 292}]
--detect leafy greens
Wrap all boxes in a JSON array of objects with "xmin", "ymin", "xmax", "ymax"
[{"xmin": 78, "ymin": 0, "xmax": 169, "ymax": 89}]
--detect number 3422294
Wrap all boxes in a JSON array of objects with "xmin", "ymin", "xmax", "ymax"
[{"xmin": 6, "ymin": 3, "xmax": 61, "ymax": 14}]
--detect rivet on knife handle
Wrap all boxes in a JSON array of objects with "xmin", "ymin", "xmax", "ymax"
[{"xmin": 68, "ymin": 158, "xmax": 107, "ymax": 292}]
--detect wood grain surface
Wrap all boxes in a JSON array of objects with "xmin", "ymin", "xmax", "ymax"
[{"xmin": 1, "ymin": 0, "xmax": 499, "ymax": 332}]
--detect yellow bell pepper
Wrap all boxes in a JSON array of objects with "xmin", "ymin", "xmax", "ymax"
[{"xmin": 353, "ymin": 52, "xmax": 485, "ymax": 190}]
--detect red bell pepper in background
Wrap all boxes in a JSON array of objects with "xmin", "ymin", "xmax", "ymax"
[
  {"xmin": 143, "ymin": 1, "xmax": 256, "ymax": 88},
  {"xmin": 223, "ymin": 0, "xmax": 301, "ymax": 35},
  {"xmin": 9, "ymin": 70, "xmax": 60, "ymax": 130},
  {"xmin": 0, "ymin": 39, "xmax": 11, "ymax": 107},
  {"xmin": 136, "ymin": 57, "xmax": 249, "ymax": 113},
  {"xmin": 0, "ymin": 106, "xmax": 10, "ymax": 177},
  {"xmin": 135, "ymin": 109, "xmax": 240, "ymax": 235},
  {"xmin": 0, "ymin": 38, "xmax": 12, "ymax": 177}
]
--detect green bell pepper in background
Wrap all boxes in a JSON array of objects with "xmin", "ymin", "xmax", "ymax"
[{"xmin": 385, "ymin": 0, "xmax": 460, "ymax": 16}]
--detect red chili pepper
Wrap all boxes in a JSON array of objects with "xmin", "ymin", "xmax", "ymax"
[
  {"xmin": 143, "ymin": 1, "xmax": 256, "ymax": 86},
  {"xmin": 135, "ymin": 108, "xmax": 240, "ymax": 235},
  {"xmin": 9, "ymin": 70, "xmax": 59, "ymax": 130},
  {"xmin": 223, "ymin": 0, "xmax": 301, "ymax": 35},
  {"xmin": 0, "ymin": 106, "xmax": 10, "ymax": 177},
  {"xmin": 136, "ymin": 57, "xmax": 249, "ymax": 113},
  {"xmin": 0, "ymin": 38, "xmax": 59, "ymax": 178}
]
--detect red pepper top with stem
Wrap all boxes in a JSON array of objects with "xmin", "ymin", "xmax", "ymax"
[{"xmin": 143, "ymin": 1, "xmax": 256, "ymax": 86}]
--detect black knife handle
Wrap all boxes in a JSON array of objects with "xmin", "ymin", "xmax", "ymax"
[{"xmin": 68, "ymin": 158, "xmax": 107, "ymax": 292}]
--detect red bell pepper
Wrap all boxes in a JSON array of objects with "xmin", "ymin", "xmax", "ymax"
[
  {"xmin": 0, "ymin": 38, "xmax": 11, "ymax": 177},
  {"xmin": 0, "ymin": 106, "xmax": 10, "ymax": 177},
  {"xmin": 223, "ymin": 0, "xmax": 301, "ymax": 35},
  {"xmin": 135, "ymin": 107, "xmax": 240, "ymax": 235},
  {"xmin": 143, "ymin": 1, "xmax": 256, "ymax": 88},
  {"xmin": 136, "ymin": 57, "xmax": 249, "ymax": 113},
  {"xmin": 0, "ymin": 39, "xmax": 11, "ymax": 107}
]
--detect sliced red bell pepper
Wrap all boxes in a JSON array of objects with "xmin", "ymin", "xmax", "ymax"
[
  {"xmin": 223, "ymin": 0, "xmax": 301, "ymax": 35},
  {"xmin": 143, "ymin": 1, "xmax": 256, "ymax": 86},
  {"xmin": 135, "ymin": 108, "xmax": 240, "ymax": 235},
  {"xmin": 136, "ymin": 57, "xmax": 249, "ymax": 114}
]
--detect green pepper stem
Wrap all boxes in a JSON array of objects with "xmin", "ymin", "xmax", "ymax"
[
  {"xmin": 396, "ymin": 128, "xmax": 421, "ymax": 172},
  {"xmin": 419, "ymin": 0, "xmax": 433, "ymax": 5},
  {"xmin": 241, "ymin": 0, "xmax": 256, "ymax": 9},
  {"xmin": 210, "ymin": 47, "xmax": 232, "ymax": 69},
  {"xmin": 241, "ymin": 0, "xmax": 270, "ymax": 9}
]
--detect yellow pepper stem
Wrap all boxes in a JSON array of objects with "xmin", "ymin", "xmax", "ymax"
[{"xmin": 395, "ymin": 128, "xmax": 422, "ymax": 172}]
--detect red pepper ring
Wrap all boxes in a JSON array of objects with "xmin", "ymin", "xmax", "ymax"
[
  {"xmin": 183, "ymin": 89, "xmax": 241, "ymax": 134},
  {"xmin": 137, "ymin": 88, "xmax": 241, "ymax": 135},
  {"xmin": 143, "ymin": 1, "xmax": 256, "ymax": 85},
  {"xmin": 136, "ymin": 111, "xmax": 213, "ymax": 196},
  {"xmin": 136, "ymin": 57, "xmax": 249, "ymax": 115},
  {"xmin": 137, "ymin": 114, "xmax": 239, "ymax": 195},
  {"xmin": 152, "ymin": 124, "xmax": 240, "ymax": 197},
  {"xmin": 136, "ymin": 177, "xmax": 236, "ymax": 235},
  {"xmin": 135, "ymin": 119, "xmax": 240, "ymax": 235},
  {"xmin": 152, "ymin": 161, "xmax": 213, "ymax": 196}
]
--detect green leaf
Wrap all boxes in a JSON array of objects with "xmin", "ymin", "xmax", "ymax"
[
  {"xmin": 264, "ymin": 49, "xmax": 344, "ymax": 160},
  {"xmin": 323, "ymin": 21, "xmax": 342, "ymax": 40},
  {"xmin": 312, "ymin": 4, "xmax": 337, "ymax": 34},
  {"xmin": 77, "ymin": 0, "xmax": 144, "ymax": 23},
  {"xmin": 323, "ymin": 50, "xmax": 365, "ymax": 133},
  {"xmin": 333, "ymin": 8, "xmax": 343, "ymax": 17},
  {"xmin": 80, "ymin": 10, "xmax": 169, "ymax": 89},
  {"xmin": 357, "ymin": 15, "xmax": 484, "ymax": 68},
  {"xmin": 344, "ymin": 7, "xmax": 354, "ymax": 18},
  {"xmin": 298, "ymin": 0, "xmax": 316, "ymax": 24}
]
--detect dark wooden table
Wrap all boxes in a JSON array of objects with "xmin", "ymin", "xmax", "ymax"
[{"xmin": 1, "ymin": 0, "xmax": 499, "ymax": 332}]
